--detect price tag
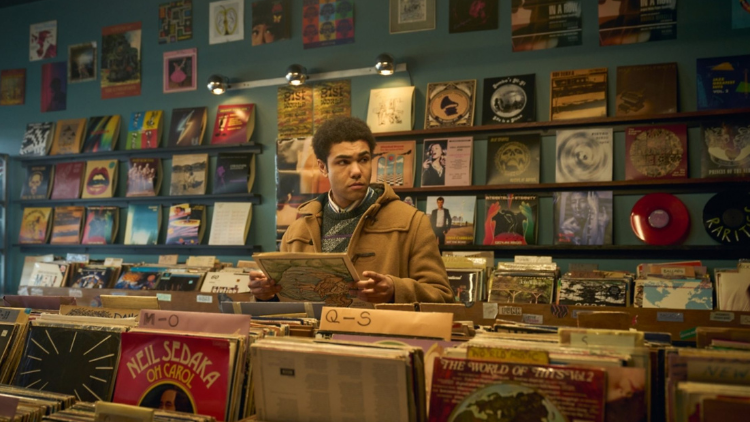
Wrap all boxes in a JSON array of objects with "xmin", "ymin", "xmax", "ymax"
[
  {"xmin": 482, "ymin": 303, "xmax": 498, "ymax": 319},
  {"xmin": 196, "ymin": 295, "xmax": 213, "ymax": 304},
  {"xmin": 710, "ymin": 312, "xmax": 735, "ymax": 322},
  {"xmin": 522, "ymin": 314, "xmax": 543, "ymax": 325},
  {"xmin": 110, "ymin": 291, "xmax": 127, "ymax": 296},
  {"xmin": 499, "ymin": 306, "xmax": 523, "ymax": 316},
  {"xmin": 514, "ymin": 256, "xmax": 552, "ymax": 264},
  {"xmin": 467, "ymin": 346, "xmax": 549, "ymax": 365},
  {"xmin": 0, "ymin": 309, "xmax": 20, "ymax": 323},
  {"xmin": 186, "ymin": 256, "xmax": 216, "ymax": 267},
  {"xmin": 569, "ymin": 332, "xmax": 636, "ymax": 348},
  {"xmin": 68, "ymin": 289, "xmax": 83, "ymax": 298},
  {"xmin": 104, "ymin": 258, "xmax": 123, "ymax": 267},
  {"xmin": 158, "ymin": 255, "xmax": 179, "ymax": 265},
  {"xmin": 680, "ymin": 327, "xmax": 697, "ymax": 340},
  {"xmin": 30, "ymin": 288, "xmax": 43, "ymax": 296},
  {"xmin": 319, "ymin": 306, "xmax": 453, "ymax": 340},
  {"xmin": 156, "ymin": 293, "xmax": 172, "ymax": 302},
  {"xmin": 66, "ymin": 253, "xmax": 89, "ymax": 264},
  {"xmin": 657, "ymin": 312, "xmax": 684, "ymax": 322}
]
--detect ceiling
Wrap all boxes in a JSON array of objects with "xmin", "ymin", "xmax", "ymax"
[{"xmin": 0, "ymin": 0, "xmax": 44, "ymax": 8}]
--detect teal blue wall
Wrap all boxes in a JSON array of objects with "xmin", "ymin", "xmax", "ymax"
[{"xmin": 0, "ymin": 0, "xmax": 747, "ymax": 293}]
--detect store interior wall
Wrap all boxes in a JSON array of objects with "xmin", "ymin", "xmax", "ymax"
[{"xmin": 0, "ymin": 0, "xmax": 746, "ymax": 294}]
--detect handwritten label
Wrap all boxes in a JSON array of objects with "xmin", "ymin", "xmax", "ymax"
[
  {"xmin": 483, "ymin": 303, "xmax": 498, "ymax": 319},
  {"xmin": 196, "ymin": 295, "xmax": 213, "ymax": 304},
  {"xmin": 569, "ymin": 332, "xmax": 637, "ymax": 348},
  {"xmin": 158, "ymin": 255, "xmax": 179, "ymax": 265},
  {"xmin": 710, "ymin": 312, "xmax": 735, "ymax": 322},
  {"xmin": 30, "ymin": 288, "xmax": 43, "ymax": 296},
  {"xmin": 156, "ymin": 293, "xmax": 172, "ymax": 302},
  {"xmin": 319, "ymin": 306, "xmax": 453, "ymax": 340},
  {"xmin": 139, "ymin": 309, "xmax": 251, "ymax": 334},
  {"xmin": 657, "ymin": 312, "xmax": 684, "ymax": 322},
  {"xmin": 680, "ymin": 327, "xmax": 697, "ymax": 340},
  {"xmin": 67, "ymin": 289, "xmax": 83, "ymax": 298},
  {"xmin": 499, "ymin": 306, "xmax": 523, "ymax": 316},
  {"xmin": 103, "ymin": 257, "xmax": 123, "ymax": 267},
  {"xmin": 467, "ymin": 346, "xmax": 550, "ymax": 365},
  {"xmin": 514, "ymin": 255, "xmax": 552, "ymax": 264},
  {"xmin": 661, "ymin": 267, "xmax": 686, "ymax": 276},
  {"xmin": 0, "ymin": 394, "xmax": 19, "ymax": 418},
  {"xmin": 186, "ymin": 256, "xmax": 216, "ymax": 267},
  {"xmin": 687, "ymin": 360, "xmax": 750, "ymax": 384},
  {"xmin": 522, "ymin": 314, "xmax": 543, "ymax": 325},
  {"xmin": 741, "ymin": 315, "xmax": 750, "ymax": 326}
]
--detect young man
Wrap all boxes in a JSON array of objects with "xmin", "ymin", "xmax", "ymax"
[{"xmin": 250, "ymin": 116, "xmax": 453, "ymax": 304}]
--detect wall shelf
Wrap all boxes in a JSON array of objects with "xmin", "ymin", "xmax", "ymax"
[
  {"xmin": 15, "ymin": 192, "xmax": 262, "ymax": 207},
  {"xmin": 12, "ymin": 244, "xmax": 261, "ymax": 254},
  {"xmin": 374, "ymin": 107, "xmax": 750, "ymax": 139},
  {"xmin": 440, "ymin": 244, "xmax": 745, "ymax": 260},
  {"xmin": 14, "ymin": 142, "xmax": 263, "ymax": 164}
]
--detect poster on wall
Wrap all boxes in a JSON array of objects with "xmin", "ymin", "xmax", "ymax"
[
  {"xmin": 30, "ymin": 20, "xmax": 57, "ymax": 61},
  {"xmin": 68, "ymin": 42, "xmax": 96, "ymax": 84},
  {"xmin": 209, "ymin": 0, "xmax": 244, "ymax": 44},
  {"xmin": 448, "ymin": 0, "xmax": 498, "ymax": 33},
  {"xmin": 313, "ymin": 80, "xmax": 351, "ymax": 132},
  {"xmin": 158, "ymin": 0, "xmax": 193, "ymax": 44},
  {"xmin": 598, "ymin": 0, "xmax": 677, "ymax": 46},
  {"xmin": 389, "ymin": 0, "xmax": 435, "ymax": 33},
  {"xmin": 696, "ymin": 54, "xmax": 750, "ymax": 111},
  {"xmin": 163, "ymin": 48, "xmax": 197, "ymax": 93},
  {"xmin": 302, "ymin": 0, "xmax": 354, "ymax": 49},
  {"xmin": 511, "ymin": 0, "xmax": 582, "ymax": 52},
  {"xmin": 41, "ymin": 61, "xmax": 66, "ymax": 112},
  {"xmin": 277, "ymin": 85, "xmax": 313, "ymax": 138},
  {"xmin": 0, "ymin": 69, "xmax": 26, "ymax": 106},
  {"xmin": 252, "ymin": 0, "xmax": 291, "ymax": 46},
  {"xmin": 733, "ymin": 0, "xmax": 750, "ymax": 29},
  {"xmin": 101, "ymin": 22, "xmax": 142, "ymax": 99}
]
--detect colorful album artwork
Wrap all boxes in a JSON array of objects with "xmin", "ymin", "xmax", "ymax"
[
  {"xmin": 424, "ymin": 80, "xmax": 477, "ymax": 129},
  {"xmin": 277, "ymin": 85, "xmax": 313, "ymax": 138},
  {"xmin": 701, "ymin": 120, "xmax": 750, "ymax": 178},
  {"xmin": 41, "ymin": 61, "xmax": 67, "ymax": 112},
  {"xmin": 511, "ymin": 0, "xmax": 582, "ymax": 52},
  {"xmin": 163, "ymin": 48, "xmax": 197, "ymax": 93},
  {"xmin": 30, "ymin": 20, "xmax": 57, "ymax": 61},
  {"xmin": 696, "ymin": 54, "xmax": 750, "ymax": 110},
  {"xmin": 209, "ymin": 0, "xmax": 244, "ymax": 44},
  {"xmin": 484, "ymin": 194, "xmax": 538, "ymax": 245},
  {"xmin": 0, "ymin": 69, "xmax": 26, "ymax": 105},
  {"xmin": 425, "ymin": 195, "xmax": 476, "ymax": 246},
  {"xmin": 302, "ymin": 0, "xmax": 354, "ymax": 49},
  {"xmin": 101, "ymin": 22, "xmax": 142, "ymax": 99},
  {"xmin": 553, "ymin": 191, "xmax": 613, "ymax": 246},
  {"xmin": 68, "ymin": 42, "xmax": 96, "ymax": 83},
  {"xmin": 251, "ymin": 0, "xmax": 291, "ymax": 46},
  {"xmin": 159, "ymin": 0, "xmax": 193, "ymax": 44},
  {"xmin": 598, "ymin": 0, "xmax": 677, "ymax": 46}
]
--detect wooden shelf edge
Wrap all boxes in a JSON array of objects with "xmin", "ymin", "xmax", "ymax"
[
  {"xmin": 12, "ymin": 244, "xmax": 262, "ymax": 254},
  {"xmin": 14, "ymin": 193, "xmax": 262, "ymax": 206}
]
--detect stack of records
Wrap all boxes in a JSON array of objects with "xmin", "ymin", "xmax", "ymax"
[
  {"xmin": 489, "ymin": 261, "xmax": 559, "ymax": 304},
  {"xmin": 0, "ymin": 384, "xmax": 76, "ymax": 418},
  {"xmin": 714, "ymin": 261, "xmax": 750, "ymax": 311},
  {"xmin": 442, "ymin": 254, "xmax": 490, "ymax": 303},
  {"xmin": 556, "ymin": 270, "xmax": 633, "ymax": 307},
  {"xmin": 634, "ymin": 261, "xmax": 713, "ymax": 310},
  {"xmin": 66, "ymin": 263, "xmax": 122, "ymax": 289},
  {"xmin": 0, "ymin": 307, "xmax": 33, "ymax": 384}
]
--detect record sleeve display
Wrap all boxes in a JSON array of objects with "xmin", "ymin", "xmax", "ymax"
[
  {"xmin": 616, "ymin": 63, "xmax": 678, "ymax": 116},
  {"xmin": 424, "ymin": 80, "xmax": 476, "ymax": 129},
  {"xmin": 555, "ymin": 129, "xmax": 613, "ymax": 182},
  {"xmin": 554, "ymin": 191, "xmax": 613, "ymax": 246},
  {"xmin": 701, "ymin": 120, "xmax": 750, "ymax": 178},
  {"xmin": 482, "ymin": 74, "xmax": 535, "ymax": 124},
  {"xmin": 550, "ymin": 68, "xmax": 607, "ymax": 120},
  {"xmin": 625, "ymin": 125, "xmax": 687, "ymax": 180},
  {"xmin": 484, "ymin": 194, "xmax": 538, "ymax": 246},
  {"xmin": 702, "ymin": 191, "xmax": 750, "ymax": 245},
  {"xmin": 486, "ymin": 134, "xmax": 540, "ymax": 185},
  {"xmin": 631, "ymin": 193, "xmax": 690, "ymax": 246}
]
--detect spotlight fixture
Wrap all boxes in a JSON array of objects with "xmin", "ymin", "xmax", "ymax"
[
  {"xmin": 285, "ymin": 64, "xmax": 307, "ymax": 86},
  {"xmin": 207, "ymin": 74, "xmax": 230, "ymax": 95},
  {"xmin": 375, "ymin": 53, "xmax": 395, "ymax": 76}
]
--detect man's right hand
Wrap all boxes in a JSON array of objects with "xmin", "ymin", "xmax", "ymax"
[{"xmin": 248, "ymin": 270, "xmax": 282, "ymax": 301}]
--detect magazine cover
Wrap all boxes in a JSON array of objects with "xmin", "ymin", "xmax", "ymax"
[
  {"xmin": 302, "ymin": 0, "xmax": 354, "ymax": 49},
  {"xmin": 625, "ymin": 124, "xmax": 687, "ymax": 180},
  {"xmin": 550, "ymin": 68, "xmax": 607, "ymax": 120},
  {"xmin": 81, "ymin": 206, "xmax": 118, "ymax": 245},
  {"xmin": 68, "ymin": 42, "xmax": 96, "ymax": 83},
  {"xmin": 170, "ymin": 154, "xmax": 208, "ymax": 195},
  {"xmin": 163, "ymin": 48, "xmax": 197, "ymax": 93},
  {"xmin": 511, "ymin": 0, "xmax": 582, "ymax": 51},
  {"xmin": 312, "ymin": 80, "xmax": 351, "ymax": 133},
  {"xmin": 421, "ymin": 137, "xmax": 473, "ymax": 187},
  {"xmin": 41, "ymin": 61, "xmax": 66, "ymax": 112},
  {"xmin": 251, "ymin": 0, "xmax": 291, "ymax": 45},
  {"xmin": 448, "ymin": 0, "xmax": 498, "ymax": 33},
  {"xmin": 424, "ymin": 80, "xmax": 476, "ymax": 129},
  {"xmin": 101, "ymin": 22, "xmax": 142, "ymax": 99},
  {"xmin": 389, "ymin": 0, "xmax": 436, "ymax": 34},
  {"xmin": 696, "ymin": 54, "xmax": 750, "ymax": 110},
  {"xmin": 82, "ymin": 115, "xmax": 121, "ymax": 152},
  {"xmin": 701, "ymin": 120, "xmax": 750, "ymax": 177},
  {"xmin": 168, "ymin": 107, "xmax": 207, "ymax": 147},
  {"xmin": 486, "ymin": 134, "xmax": 540, "ymax": 185},
  {"xmin": 553, "ymin": 191, "xmax": 613, "ymax": 245},
  {"xmin": 555, "ymin": 128, "xmax": 613, "ymax": 182},
  {"xmin": 158, "ymin": 0, "xmax": 193, "ymax": 43},
  {"xmin": 616, "ymin": 62, "xmax": 678, "ymax": 116},
  {"xmin": 599, "ymin": 0, "xmax": 677, "ymax": 46},
  {"xmin": 209, "ymin": 0, "xmax": 244, "ymax": 44},
  {"xmin": 426, "ymin": 196, "xmax": 476, "ymax": 246},
  {"xmin": 370, "ymin": 140, "xmax": 416, "ymax": 188},
  {"xmin": 20, "ymin": 122, "xmax": 54, "ymax": 156},
  {"xmin": 483, "ymin": 74, "xmax": 535, "ymax": 124},
  {"xmin": 0, "ymin": 68, "xmax": 26, "ymax": 105},
  {"xmin": 366, "ymin": 86, "xmax": 416, "ymax": 133},
  {"xmin": 484, "ymin": 194, "xmax": 538, "ymax": 246},
  {"xmin": 30, "ymin": 20, "xmax": 57, "ymax": 61},
  {"xmin": 277, "ymin": 86, "xmax": 313, "ymax": 138}
]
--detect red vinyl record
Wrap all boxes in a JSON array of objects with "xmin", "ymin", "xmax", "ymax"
[{"xmin": 631, "ymin": 193, "xmax": 690, "ymax": 245}]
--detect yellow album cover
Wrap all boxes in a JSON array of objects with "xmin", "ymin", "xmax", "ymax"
[
  {"xmin": 50, "ymin": 118, "xmax": 86, "ymax": 155},
  {"xmin": 19, "ymin": 207, "xmax": 53, "ymax": 244},
  {"xmin": 82, "ymin": 159, "xmax": 118, "ymax": 199}
]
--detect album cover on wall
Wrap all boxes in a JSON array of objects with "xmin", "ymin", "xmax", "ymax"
[
  {"xmin": 370, "ymin": 140, "xmax": 416, "ymax": 188},
  {"xmin": 484, "ymin": 194, "xmax": 538, "ymax": 246},
  {"xmin": 555, "ymin": 128, "xmax": 613, "ymax": 182},
  {"xmin": 21, "ymin": 165, "xmax": 53, "ymax": 200},
  {"xmin": 389, "ymin": 0, "xmax": 436, "ymax": 33},
  {"xmin": 696, "ymin": 54, "xmax": 750, "ymax": 110},
  {"xmin": 486, "ymin": 134, "xmax": 540, "ymax": 185},
  {"xmin": 424, "ymin": 80, "xmax": 476, "ymax": 129},
  {"xmin": 20, "ymin": 122, "xmax": 54, "ymax": 156},
  {"xmin": 101, "ymin": 22, "xmax": 142, "ymax": 99},
  {"xmin": 167, "ymin": 106, "xmax": 207, "ymax": 147},
  {"xmin": 448, "ymin": 0, "xmax": 498, "ymax": 33},
  {"xmin": 68, "ymin": 42, "xmax": 96, "ymax": 83},
  {"xmin": 158, "ymin": 0, "xmax": 193, "ymax": 44},
  {"xmin": 366, "ymin": 86, "xmax": 416, "ymax": 133},
  {"xmin": 421, "ymin": 137, "xmax": 473, "ymax": 187},
  {"xmin": 554, "ymin": 191, "xmax": 613, "ymax": 245},
  {"xmin": 483, "ymin": 74, "xmax": 535, "ymax": 124},
  {"xmin": 82, "ymin": 115, "xmax": 121, "ymax": 152},
  {"xmin": 511, "ymin": 0, "xmax": 582, "ymax": 52},
  {"xmin": 163, "ymin": 48, "xmax": 197, "ymax": 93},
  {"xmin": 302, "ymin": 0, "xmax": 354, "ymax": 49},
  {"xmin": 30, "ymin": 20, "xmax": 57, "ymax": 61},
  {"xmin": 550, "ymin": 67, "xmax": 607, "ymax": 120},
  {"xmin": 701, "ymin": 120, "xmax": 750, "ymax": 178},
  {"xmin": 209, "ymin": 0, "xmax": 244, "ymax": 44},
  {"xmin": 251, "ymin": 0, "xmax": 291, "ymax": 45},
  {"xmin": 425, "ymin": 195, "xmax": 476, "ymax": 246},
  {"xmin": 599, "ymin": 0, "xmax": 677, "ymax": 46},
  {"xmin": 41, "ymin": 61, "xmax": 66, "ymax": 112},
  {"xmin": 81, "ymin": 159, "xmax": 118, "ymax": 199},
  {"xmin": 170, "ymin": 154, "xmax": 208, "ymax": 195},
  {"xmin": 0, "ymin": 68, "xmax": 26, "ymax": 105},
  {"xmin": 616, "ymin": 62, "xmax": 678, "ymax": 116},
  {"xmin": 625, "ymin": 124, "xmax": 687, "ymax": 180}
]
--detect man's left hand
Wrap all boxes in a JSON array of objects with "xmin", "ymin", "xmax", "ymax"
[{"xmin": 349, "ymin": 271, "xmax": 395, "ymax": 303}]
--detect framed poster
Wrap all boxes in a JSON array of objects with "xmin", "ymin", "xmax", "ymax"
[
  {"xmin": 389, "ymin": 0, "xmax": 435, "ymax": 34},
  {"xmin": 163, "ymin": 48, "xmax": 197, "ymax": 93},
  {"xmin": 101, "ymin": 22, "xmax": 142, "ymax": 99},
  {"xmin": 68, "ymin": 42, "xmax": 96, "ymax": 83}
]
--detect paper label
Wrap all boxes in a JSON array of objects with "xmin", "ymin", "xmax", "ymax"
[
  {"xmin": 514, "ymin": 255, "xmax": 552, "ymax": 263},
  {"xmin": 319, "ymin": 306, "xmax": 453, "ymax": 340},
  {"xmin": 103, "ymin": 257, "xmax": 123, "ymax": 267},
  {"xmin": 156, "ymin": 293, "xmax": 172, "ymax": 302},
  {"xmin": 158, "ymin": 254, "xmax": 179, "ymax": 265},
  {"xmin": 467, "ymin": 346, "xmax": 550, "ymax": 365},
  {"xmin": 66, "ymin": 253, "xmax": 89, "ymax": 264},
  {"xmin": 710, "ymin": 312, "xmax": 735, "ymax": 322},
  {"xmin": 17, "ymin": 287, "xmax": 28, "ymax": 296},
  {"xmin": 110, "ymin": 291, "xmax": 127, "ymax": 296},
  {"xmin": 680, "ymin": 327, "xmax": 697, "ymax": 340},
  {"xmin": 0, "ymin": 309, "xmax": 20, "ymax": 323},
  {"xmin": 741, "ymin": 315, "xmax": 750, "ymax": 326},
  {"xmin": 139, "ymin": 309, "xmax": 251, "ymax": 334},
  {"xmin": 498, "ymin": 306, "xmax": 523, "ymax": 316},
  {"xmin": 186, "ymin": 256, "xmax": 216, "ymax": 267},
  {"xmin": 657, "ymin": 312, "xmax": 684, "ymax": 322},
  {"xmin": 482, "ymin": 302, "xmax": 498, "ymax": 319},
  {"xmin": 571, "ymin": 310, "xmax": 580, "ymax": 319},
  {"xmin": 522, "ymin": 314, "xmax": 543, "ymax": 325},
  {"xmin": 688, "ymin": 360, "xmax": 750, "ymax": 384},
  {"xmin": 569, "ymin": 332, "xmax": 636, "ymax": 348},
  {"xmin": 68, "ymin": 289, "xmax": 83, "ymax": 298},
  {"xmin": 661, "ymin": 267, "xmax": 686, "ymax": 276},
  {"xmin": 196, "ymin": 295, "xmax": 213, "ymax": 304},
  {"xmin": 30, "ymin": 288, "xmax": 43, "ymax": 296}
]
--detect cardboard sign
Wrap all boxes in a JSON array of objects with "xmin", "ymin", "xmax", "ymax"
[{"xmin": 319, "ymin": 306, "xmax": 453, "ymax": 340}]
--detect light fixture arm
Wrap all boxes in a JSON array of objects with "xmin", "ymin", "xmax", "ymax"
[{"xmin": 229, "ymin": 63, "xmax": 408, "ymax": 91}]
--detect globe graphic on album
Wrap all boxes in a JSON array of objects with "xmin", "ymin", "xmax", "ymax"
[
  {"xmin": 447, "ymin": 382, "xmax": 565, "ymax": 422},
  {"xmin": 491, "ymin": 84, "xmax": 527, "ymax": 119}
]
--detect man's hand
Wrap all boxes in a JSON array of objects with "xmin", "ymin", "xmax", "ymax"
[
  {"xmin": 348, "ymin": 271, "xmax": 395, "ymax": 303},
  {"xmin": 248, "ymin": 270, "xmax": 281, "ymax": 301}
]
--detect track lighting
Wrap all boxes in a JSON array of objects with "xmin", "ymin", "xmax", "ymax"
[
  {"xmin": 375, "ymin": 53, "xmax": 395, "ymax": 75},
  {"xmin": 285, "ymin": 64, "xmax": 308, "ymax": 86},
  {"xmin": 206, "ymin": 74, "xmax": 230, "ymax": 95}
]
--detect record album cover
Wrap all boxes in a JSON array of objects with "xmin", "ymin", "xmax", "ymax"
[
  {"xmin": 555, "ymin": 128, "xmax": 613, "ymax": 182},
  {"xmin": 20, "ymin": 122, "xmax": 54, "ymax": 156},
  {"xmin": 19, "ymin": 207, "xmax": 52, "ymax": 244},
  {"xmin": 30, "ymin": 20, "xmax": 57, "ymax": 61},
  {"xmin": 126, "ymin": 110, "xmax": 163, "ymax": 150},
  {"xmin": 696, "ymin": 54, "xmax": 750, "ymax": 110},
  {"xmin": 50, "ymin": 206, "xmax": 84, "ymax": 244},
  {"xmin": 68, "ymin": 42, "xmax": 96, "ymax": 83},
  {"xmin": 82, "ymin": 160, "xmax": 118, "ymax": 199},
  {"xmin": 625, "ymin": 124, "xmax": 687, "ymax": 180},
  {"xmin": 101, "ymin": 22, "xmax": 142, "ymax": 99},
  {"xmin": 50, "ymin": 118, "xmax": 86, "ymax": 155},
  {"xmin": 616, "ymin": 62, "xmax": 678, "ymax": 116},
  {"xmin": 211, "ymin": 103, "xmax": 255, "ymax": 144},
  {"xmin": 81, "ymin": 206, "xmax": 118, "ymax": 245},
  {"xmin": 557, "ymin": 278, "xmax": 629, "ymax": 307},
  {"xmin": 483, "ymin": 74, "xmax": 535, "ymax": 124},
  {"xmin": 511, "ymin": 0, "xmax": 582, "ymax": 52},
  {"xmin": 554, "ymin": 191, "xmax": 613, "ymax": 245},
  {"xmin": 200, "ymin": 271, "xmax": 251, "ymax": 293},
  {"xmin": 366, "ymin": 86, "xmax": 416, "ymax": 133},
  {"xmin": 155, "ymin": 272, "xmax": 203, "ymax": 291},
  {"xmin": 163, "ymin": 48, "xmax": 197, "ymax": 93},
  {"xmin": 170, "ymin": 154, "xmax": 207, "ymax": 195},
  {"xmin": 701, "ymin": 120, "xmax": 750, "ymax": 178},
  {"xmin": 50, "ymin": 161, "xmax": 85, "ymax": 200},
  {"xmin": 484, "ymin": 194, "xmax": 538, "ymax": 246},
  {"xmin": 124, "ymin": 204, "xmax": 160, "ymax": 245},
  {"xmin": 167, "ymin": 106, "xmax": 207, "ymax": 147},
  {"xmin": 0, "ymin": 68, "xmax": 25, "ymax": 105},
  {"xmin": 426, "ymin": 196, "xmax": 476, "ymax": 246},
  {"xmin": 598, "ymin": 0, "xmax": 677, "ymax": 46},
  {"xmin": 127, "ymin": 158, "xmax": 160, "ymax": 197},
  {"xmin": 82, "ymin": 115, "xmax": 121, "ymax": 152},
  {"xmin": 21, "ymin": 165, "xmax": 53, "ymax": 200},
  {"xmin": 214, "ymin": 153, "xmax": 253, "ymax": 194},
  {"xmin": 114, "ymin": 268, "xmax": 163, "ymax": 289},
  {"xmin": 302, "ymin": 0, "xmax": 354, "ymax": 49},
  {"xmin": 389, "ymin": 0, "xmax": 436, "ymax": 33},
  {"xmin": 209, "ymin": 0, "xmax": 244, "ymax": 44},
  {"xmin": 251, "ymin": 0, "xmax": 291, "ymax": 45},
  {"xmin": 70, "ymin": 265, "xmax": 115, "ymax": 288},
  {"xmin": 421, "ymin": 137, "xmax": 473, "ymax": 187},
  {"xmin": 489, "ymin": 271, "xmax": 556, "ymax": 304},
  {"xmin": 486, "ymin": 134, "xmax": 540, "ymax": 185},
  {"xmin": 448, "ymin": 0, "xmax": 498, "ymax": 33},
  {"xmin": 370, "ymin": 140, "xmax": 416, "ymax": 188},
  {"xmin": 158, "ymin": 0, "xmax": 193, "ymax": 44},
  {"xmin": 165, "ymin": 203, "xmax": 205, "ymax": 245},
  {"xmin": 550, "ymin": 68, "xmax": 607, "ymax": 121},
  {"xmin": 425, "ymin": 80, "xmax": 476, "ymax": 129}
]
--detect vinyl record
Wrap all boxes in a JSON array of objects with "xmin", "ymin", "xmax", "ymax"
[
  {"xmin": 702, "ymin": 191, "xmax": 750, "ymax": 245},
  {"xmin": 631, "ymin": 193, "xmax": 690, "ymax": 245}
]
